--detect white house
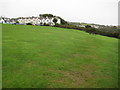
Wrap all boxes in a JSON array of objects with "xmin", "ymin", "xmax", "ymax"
[
  {"xmin": 17, "ymin": 15, "xmax": 61, "ymax": 26},
  {"xmin": 0, "ymin": 18, "xmax": 5, "ymax": 23},
  {"xmin": 0, "ymin": 14, "xmax": 61, "ymax": 26},
  {"xmin": 91, "ymin": 25, "xmax": 99, "ymax": 28}
]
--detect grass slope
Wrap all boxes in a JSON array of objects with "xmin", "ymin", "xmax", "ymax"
[{"xmin": 2, "ymin": 24, "xmax": 118, "ymax": 88}]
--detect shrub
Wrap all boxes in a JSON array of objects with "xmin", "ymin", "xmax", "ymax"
[
  {"xmin": 55, "ymin": 24, "xmax": 84, "ymax": 30},
  {"xmin": 96, "ymin": 27, "xmax": 120, "ymax": 38},
  {"xmin": 26, "ymin": 23, "xmax": 32, "ymax": 25},
  {"xmin": 40, "ymin": 22, "xmax": 43, "ymax": 25},
  {"xmin": 53, "ymin": 18, "xmax": 58, "ymax": 25},
  {"xmin": 85, "ymin": 25, "xmax": 91, "ymax": 28},
  {"xmin": 54, "ymin": 23, "xmax": 120, "ymax": 38},
  {"xmin": 55, "ymin": 24, "xmax": 61, "ymax": 27},
  {"xmin": 16, "ymin": 21, "xmax": 19, "ymax": 24},
  {"xmin": 84, "ymin": 27, "xmax": 97, "ymax": 34},
  {"xmin": 43, "ymin": 23, "xmax": 49, "ymax": 26}
]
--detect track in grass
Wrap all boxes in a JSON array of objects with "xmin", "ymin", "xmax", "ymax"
[{"xmin": 2, "ymin": 24, "xmax": 118, "ymax": 88}]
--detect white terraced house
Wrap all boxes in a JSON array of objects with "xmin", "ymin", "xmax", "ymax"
[
  {"xmin": 18, "ymin": 16, "xmax": 61, "ymax": 26},
  {"xmin": 0, "ymin": 18, "xmax": 5, "ymax": 23},
  {"xmin": 0, "ymin": 17, "xmax": 11, "ymax": 24},
  {"xmin": 0, "ymin": 17, "xmax": 14, "ymax": 24},
  {"xmin": 0, "ymin": 14, "xmax": 61, "ymax": 26}
]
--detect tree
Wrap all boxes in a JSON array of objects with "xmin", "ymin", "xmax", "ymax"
[
  {"xmin": 85, "ymin": 25, "xmax": 96, "ymax": 34},
  {"xmin": 53, "ymin": 18, "xmax": 58, "ymax": 25},
  {"xmin": 85, "ymin": 27, "xmax": 97, "ymax": 34},
  {"xmin": 16, "ymin": 21, "xmax": 19, "ymax": 24},
  {"xmin": 85, "ymin": 25, "xmax": 91, "ymax": 28},
  {"xmin": 39, "ymin": 14, "xmax": 54, "ymax": 18},
  {"xmin": 26, "ymin": 23, "xmax": 32, "ymax": 25},
  {"xmin": 57, "ymin": 16, "xmax": 67, "ymax": 25}
]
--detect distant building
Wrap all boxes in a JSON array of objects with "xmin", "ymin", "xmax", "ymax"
[
  {"xmin": 17, "ymin": 15, "xmax": 61, "ymax": 26},
  {"xmin": 0, "ymin": 14, "xmax": 61, "ymax": 26},
  {"xmin": 0, "ymin": 18, "xmax": 5, "ymax": 23},
  {"xmin": 91, "ymin": 25, "xmax": 99, "ymax": 28},
  {"xmin": 78, "ymin": 25, "xmax": 86, "ymax": 28},
  {"xmin": 0, "ymin": 17, "xmax": 11, "ymax": 24}
]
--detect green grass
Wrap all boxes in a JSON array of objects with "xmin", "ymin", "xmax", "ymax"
[{"xmin": 2, "ymin": 24, "xmax": 118, "ymax": 88}]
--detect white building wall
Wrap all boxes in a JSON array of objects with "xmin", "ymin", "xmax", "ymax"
[
  {"xmin": 0, "ymin": 19, "xmax": 5, "ymax": 23},
  {"xmin": 56, "ymin": 18, "xmax": 61, "ymax": 24},
  {"xmin": 17, "ymin": 16, "xmax": 61, "ymax": 26}
]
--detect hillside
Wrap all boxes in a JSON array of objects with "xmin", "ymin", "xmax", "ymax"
[{"xmin": 2, "ymin": 24, "xmax": 118, "ymax": 88}]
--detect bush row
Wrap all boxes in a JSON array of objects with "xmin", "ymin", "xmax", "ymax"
[
  {"xmin": 55, "ymin": 24, "xmax": 85, "ymax": 30},
  {"xmin": 54, "ymin": 24, "xmax": 120, "ymax": 39}
]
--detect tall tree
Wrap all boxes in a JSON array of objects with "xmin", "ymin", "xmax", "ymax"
[{"xmin": 53, "ymin": 18, "xmax": 58, "ymax": 25}]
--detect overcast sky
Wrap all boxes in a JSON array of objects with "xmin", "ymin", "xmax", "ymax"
[{"xmin": 0, "ymin": 0, "xmax": 119, "ymax": 25}]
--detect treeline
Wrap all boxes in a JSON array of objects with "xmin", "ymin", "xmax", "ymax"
[
  {"xmin": 93, "ymin": 26, "xmax": 120, "ymax": 38},
  {"xmin": 39, "ymin": 14, "xmax": 54, "ymax": 18},
  {"xmin": 54, "ymin": 23, "xmax": 120, "ymax": 39},
  {"xmin": 55, "ymin": 24, "xmax": 84, "ymax": 30}
]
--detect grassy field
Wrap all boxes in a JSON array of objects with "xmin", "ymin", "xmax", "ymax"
[{"xmin": 2, "ymin": 24, "xmax": 118, "ymax": 88}]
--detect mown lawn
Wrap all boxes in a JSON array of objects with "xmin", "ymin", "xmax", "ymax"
[{"xmin": 2, "ymin": 24, "xmax": 118, "ymax": 88}]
